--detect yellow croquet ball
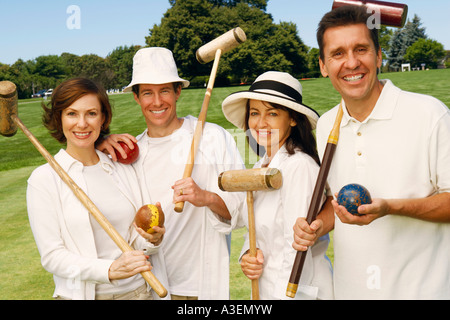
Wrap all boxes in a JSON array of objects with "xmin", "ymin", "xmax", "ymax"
[{"xmin": 134, "ymin": 204, "xmax": 164, "ymax": 234}]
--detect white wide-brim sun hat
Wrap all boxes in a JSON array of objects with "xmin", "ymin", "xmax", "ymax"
[
  {"xmin": 222, "ymin": 71, "xmax": 319, "ymax": 130},
  {"xmin": 123, "ymin": 47, "xmax": 190, "ymax": 93}
]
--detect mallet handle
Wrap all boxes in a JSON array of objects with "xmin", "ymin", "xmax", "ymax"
[
  {"xmin": 174, "ymin": 49, "xmax": 222, "ymax": 213},
  {"xmin": 247, "ymin": 191, "xmax": 260, "ymax": 300},
  {"xmin": 12, "ymin": 114, "xmax": 168, "ymax": 298},
  {"xmin": 286, "ymin": 103, "xmax": 344, "ymax": 298}
]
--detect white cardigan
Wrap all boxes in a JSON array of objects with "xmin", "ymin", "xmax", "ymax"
[{"xmin": 27, "ymin": 149, "xmax": 169, "ymax": 300}]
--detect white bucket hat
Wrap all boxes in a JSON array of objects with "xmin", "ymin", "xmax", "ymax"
[
  {"xmin": 123, "ymin": 47, "xmax": 190, "ymax": 93},
  {"xmin": 222, "ymin": 71, "xmax": 319, "ymax": 130}
]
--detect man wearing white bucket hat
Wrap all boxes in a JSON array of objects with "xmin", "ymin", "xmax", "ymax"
[
  {"xmin": 99, "ymin": 47, "xmax": 245, "ymax": 300},
  {"xmin": 222, "ymin": 71, "xmax": 334, "ymax": 300}
]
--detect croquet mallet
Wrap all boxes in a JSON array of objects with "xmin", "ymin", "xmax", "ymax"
[
  {"xmin": 218, "ymin": 167, "xmax": 282, "ymax": 300},
  {"xmin": 174, "ymin": 27, "xmax": 247, "ymax": 213}
]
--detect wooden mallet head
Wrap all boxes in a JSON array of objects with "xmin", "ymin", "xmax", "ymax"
[
  {"xmin": 0, "ymin": 81, "xmax": 18, "ymax": 137},
  {"xmin": 218, "ymin": 168, "xmax": 282, "ymax": 192},
  {"xmin": 196, "ymin": 27, "xmax": 247, "ymax": 64},
  {"xmin": 332, "ymin": 0, "xmax": 408, "ymax": 28}
]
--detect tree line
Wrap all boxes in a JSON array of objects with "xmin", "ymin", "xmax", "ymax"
[
  {"xmin": 0, "ymin": 46, "xmax": 140, "ymax": 100},
  {"xmin": 1, "ymin": 0, "xmax": 447, "ymax": 99},
  {"xmin": 386, "ymin": 15, "xmax": 447, "ymax": 70}
]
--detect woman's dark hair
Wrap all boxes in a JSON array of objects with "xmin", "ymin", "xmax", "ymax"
[
  {"xmin": 317, "ymin": 5, "xmax": 380, "ymax": 61},
  {"xmin": 42, "ymin": 78, "xmax": 112, "ymax": 144},
  {"xmin": 244, "ymin": 101, "xmax": 320, "ymax": 166}
]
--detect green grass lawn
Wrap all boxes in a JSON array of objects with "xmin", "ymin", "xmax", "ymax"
[{"xmin": 0, "ymin": 69, "xmax": 448, "ymax": 300}]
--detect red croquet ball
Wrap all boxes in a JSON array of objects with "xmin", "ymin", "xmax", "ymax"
[{"xmin": 115, "ymin": 141, "xmax": 139, "ymax": 164}]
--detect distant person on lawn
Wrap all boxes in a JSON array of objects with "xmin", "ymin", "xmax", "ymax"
[{"xmin": 292, "ymin": 5, "xmax": 450, "ymax": 299}]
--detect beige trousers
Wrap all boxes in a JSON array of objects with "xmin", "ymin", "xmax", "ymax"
[
  {"xmin": 95, "ymin": 284, "xmax": 153, "ymax": 300},
  {"xmin": 55, "ymin": 284, "xmax": 153, "ymax": 300},
  {"xmin": 170, "ymin": 294, "xmax": 198, "ymax": 300}
]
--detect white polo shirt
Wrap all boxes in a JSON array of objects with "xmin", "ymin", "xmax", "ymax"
[{"xmin": 317, "ymin": 79, "xmax": 450, "ymax": 299}]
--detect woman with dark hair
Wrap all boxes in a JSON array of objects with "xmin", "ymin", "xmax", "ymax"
[
  {"xmin": 26, "ymin": 78, "xmax": 167, "ymax": 300},
  {"xmin": 222, "ymin": 71, "xmax": 334, "ymax": 300}
]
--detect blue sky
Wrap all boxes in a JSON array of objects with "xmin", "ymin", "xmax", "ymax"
[{"xmin": 1, "ymin": 0, "xmax": 449, "ymax": 65}]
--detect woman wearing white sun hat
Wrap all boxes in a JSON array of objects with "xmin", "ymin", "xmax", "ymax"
[{"xmin": 222, "ymin": 71, "xmax": 334, "ymax": 300}]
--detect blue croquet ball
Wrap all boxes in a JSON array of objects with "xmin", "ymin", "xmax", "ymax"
[{"xmin": 337, "ymin": 184, "xmax": 372, "ymax": 215}]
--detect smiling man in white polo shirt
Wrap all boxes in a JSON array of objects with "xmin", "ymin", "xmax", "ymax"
[{"xmin": 293, "ymin": 5, "xmax": 450, "ymax": 299}]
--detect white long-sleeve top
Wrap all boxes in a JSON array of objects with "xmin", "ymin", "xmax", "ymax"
[
  {"xmin": 238, "ymin": 145, "xmax": 334, "ymax": 300},
  {"xmin": 132, "ymin": 116, "xmax": 245, "ymax": 299},
  {"xmin": 27, "ymin": 149, "xmax": 168, "ymax": 300}
]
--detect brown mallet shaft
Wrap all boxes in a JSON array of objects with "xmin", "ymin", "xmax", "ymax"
[
  {"xmin": 0, "ymin": 81, "xmax": 167, "ymax": 298},
  {"xmin": 286, "ymin": 103, "xmax": 343, "ymax": 298},
  {"xmin": 219, "ymin": 168, "xmax": 282, "ymax": 300},
  {"xmin": 174, "ymin": 27, "xmax": 247, "ymax": 213},
  {"xmin": 332, "ymin": 0, "xmax": 408, "ymax": 28}
]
